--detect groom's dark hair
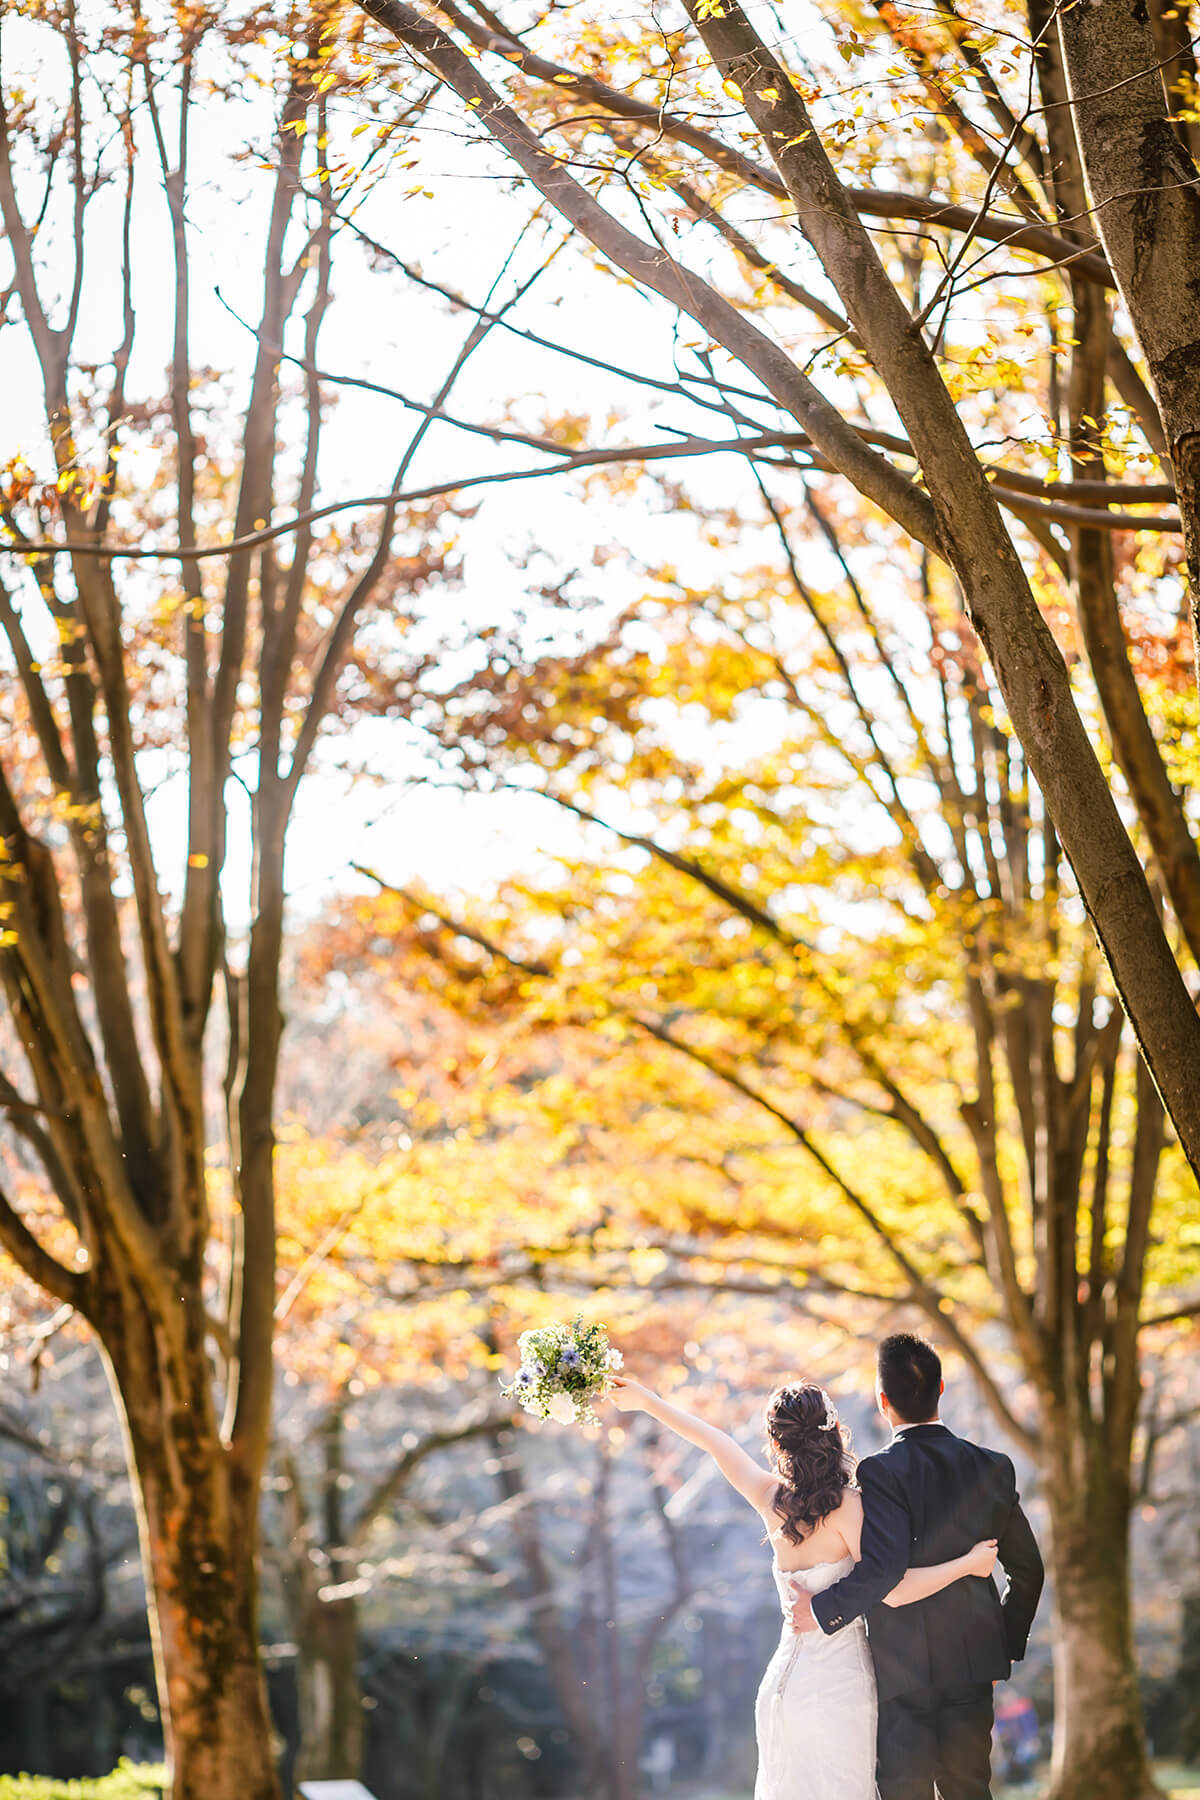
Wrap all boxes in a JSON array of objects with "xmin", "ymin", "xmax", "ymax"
[{"xmin": 878, "ymin": 1332, "xmax": 942, "ymax": 1422}]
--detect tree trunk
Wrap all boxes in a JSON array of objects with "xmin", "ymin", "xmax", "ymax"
[
  {"xmin": 103, "ymin": 1329, "xmax": 280, "ymax": 1800},
  {"xmin": 289, "ymin": 1393, "xmax": 365, "ymax": 1780},
  {"xmin": 493, "ymin": 1434, "xmax": 609, "ymax": 1795},
  {"xmin": 1177, "ymin": 1586, "xmax": 1200, "ymax": 1764},
  {"xmin": 612, "ymin": 1664, "xmax": 653, "ymax": 1800},
  {"xmin": 1041, "ymin": 1452, "xmax": 1158, "ymax": 1800},
  {"xmin": 295, "ymin": 1588, "xmax": 363, "ymax": 1780}
]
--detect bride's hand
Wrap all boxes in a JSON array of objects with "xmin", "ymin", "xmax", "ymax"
[
  {"xmin": 609, "ymin": 1376, "xmax": 652, "ymax": 1413},
  {"xmin": 964, "ymin": 1538, "xmax": 999, "ymax": 1578}
]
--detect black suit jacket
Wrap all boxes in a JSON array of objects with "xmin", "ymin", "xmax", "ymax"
[{"xmin": 811, "ymin": 1423, "xmax": 1044, "ymax": 1702}]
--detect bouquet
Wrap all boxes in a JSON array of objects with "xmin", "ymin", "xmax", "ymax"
[{"xmin": 500, "ymin": 1317, "xmax": 623, "ymax": 1426}]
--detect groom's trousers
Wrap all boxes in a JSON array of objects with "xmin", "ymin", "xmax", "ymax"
[{"xmin": 876, "ymin": 1681, "xmax": 995, "ymax": 1800}]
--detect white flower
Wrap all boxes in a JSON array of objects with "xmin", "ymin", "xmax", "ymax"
[
  {"xmin": 547, "ymin": 1392, "xmax": 577, "ymax": 1425},
  {"xmin": 606, "ymin": 1347, "xmax": 624, "ymax": 1370}
]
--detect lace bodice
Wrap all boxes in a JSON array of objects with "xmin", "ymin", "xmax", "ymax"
[{"xmin": 771, "ymin": 1553, "xmax": 855, "ymax": 1614}]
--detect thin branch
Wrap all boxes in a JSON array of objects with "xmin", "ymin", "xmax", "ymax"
[
  {"xmin": 1141, "ymin": 1291, "xmax": 1200, "ymax": 1328},
  {"xmin": 2, "ymin": 424, "xmax": 1178, "ymax": 563},
  {"xmin": 427, "ymin": 0, "xmax": 1114, "ymax": 282},
  {"xmin": 284, "ymin": 226, "xmax": 555, "ymax": 801},
  {"xmin": 351, "ymin": 866, "xmax": 551, "ymax": 975},
  {"xmin": 359, "ymin": 0, "xmax": 943, "ymax": 553},
  {"xmin": 350, "ymin": 1405, "xmax": 514, "ymax": 1549},
  {"xmin": 0, "ymin": 1181, "xmax": 84, "ymax": 1309}
]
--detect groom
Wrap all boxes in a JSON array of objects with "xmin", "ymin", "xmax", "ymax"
[{"xmin": 790, "ymin": 1332, "xmax": 1044, "ymax": 1800}]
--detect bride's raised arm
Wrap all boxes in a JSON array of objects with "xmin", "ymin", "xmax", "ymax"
[{"xmin": 610, "ymin": 1375, "xmax": 776, "ymax": 1512}]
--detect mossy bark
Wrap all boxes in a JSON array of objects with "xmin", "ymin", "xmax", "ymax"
[
  {"xmin": 1041, "ymin": 1436, "xmax": 1160, "ymax": 1800},
  {"xmin": 103, "ymin": 1310, "xmax": 280, "ymax": 1800}
]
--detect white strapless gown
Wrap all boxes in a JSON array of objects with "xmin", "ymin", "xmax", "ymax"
[{"xmin": 755, "ymin": 1554, "xmax": 879, "ymax": 1800}]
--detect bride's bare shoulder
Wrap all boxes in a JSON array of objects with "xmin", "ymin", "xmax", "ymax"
[{"xmin": 833, "ymin": 1485, "xmax": 864, "ymax": 1555}]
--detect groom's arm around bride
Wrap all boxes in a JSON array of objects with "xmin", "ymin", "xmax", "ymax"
[{"xmin": 803, "ymin": 1434, "xmax": 1042, "ymax": 1665}]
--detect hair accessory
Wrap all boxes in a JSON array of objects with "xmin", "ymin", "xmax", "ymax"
[{"xmin": 821, "ymin": 1390, "xmax": 839, "ymax": 1431}]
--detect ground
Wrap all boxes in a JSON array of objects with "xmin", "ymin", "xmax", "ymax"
[{"xmin": 692, "ymin": 1769, "xmax": 1200, "ymax": 1800}]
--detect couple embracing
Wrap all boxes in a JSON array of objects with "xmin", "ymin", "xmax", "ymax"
[{"xmin": 611, "ymin": 1331, "xmax": 1044, "ymax": 1800}]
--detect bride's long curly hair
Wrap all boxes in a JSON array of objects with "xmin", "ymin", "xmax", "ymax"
[{"xmin": 765, "ymin": 1381, "xmax": 856, "ymax": 1545}]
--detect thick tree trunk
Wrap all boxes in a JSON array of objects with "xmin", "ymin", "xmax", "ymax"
[
  {"xmin": 103, "ymin": 1328, "xmax": 280, "ymax": 1800},
  {"xmin": 1041, "ymin": 1451, "xmax": 1158, "ymax": 1800},
  {"xmin": 139, "ymin": 1465, "xmax": 278, "ymax": 1800}
]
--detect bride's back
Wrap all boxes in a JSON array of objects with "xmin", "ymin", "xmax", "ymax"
[
  {"xmin": 767, "ymin": 1487, "xmax": 861, "ymax": 1572},
  {"xmin": 761, "ymin": 1380, "xmax": 860, "ymax": 1570}
]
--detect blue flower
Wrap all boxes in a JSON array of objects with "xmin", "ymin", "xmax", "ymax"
[
  {"xmin": 514, "ymin": 1368, "xmax": 535, "ymax": 1390},
  {"xmin": 558, "ymin": 1346, "xmax": 583, "ymax": 1370}
]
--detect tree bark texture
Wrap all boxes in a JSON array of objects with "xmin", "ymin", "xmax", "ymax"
[
  {"xmin": 1040, "ymin": 1428, "xmax": 1158, "ymax": 1800},
  {"xmin": 1056, "ymin": 0, "xmax": 1200, "ymax": 665},
  {"xmin": 102, "ymin": 1315, "xmax": 278, "ymax": 1800}
]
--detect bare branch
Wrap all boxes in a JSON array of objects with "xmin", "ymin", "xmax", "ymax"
[
  {"xmin": 430, "ymin": 0, "xmax": 1114, "ymax": 282},
  {"xmin": 2, "ymin": 416, "xmax": 1180, "ymax": 566},
  {"xmin": 350, "ymin": 1405, "xmax": 514, "ymax": 1548},
  {"xmin": 0, "ymin": 1179, "xmax": 84, "ymax": 1309},
  {"xmin": 359, "ymin": 0, "xmax": 943, "ymax": 551}
]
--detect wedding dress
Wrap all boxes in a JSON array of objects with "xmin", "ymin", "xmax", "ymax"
[{"xmin": 754, "ymin": 1554, "xmax": 879, "ymax": 1800}]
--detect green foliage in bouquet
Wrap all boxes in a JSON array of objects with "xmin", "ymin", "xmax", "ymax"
[{"xmin": 500, "ymin": 1316, "xmax": 622, "ymax": 1425}]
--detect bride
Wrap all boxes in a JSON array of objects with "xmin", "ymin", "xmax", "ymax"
[{"xmin": 610, "ymin": 1374, "xmax": 997, "ymax": 1800}]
